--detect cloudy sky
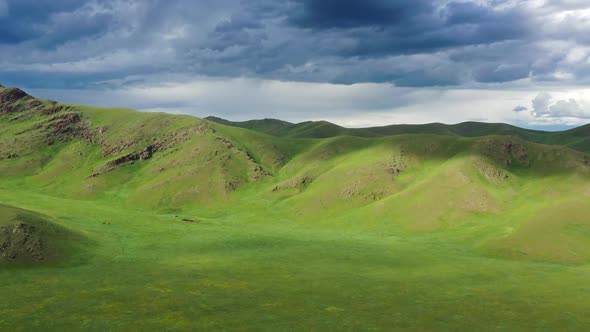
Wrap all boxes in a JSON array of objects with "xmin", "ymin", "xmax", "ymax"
[{"xmin": 1, "ymin": 0, "xmax": 590, "ymax": 129}]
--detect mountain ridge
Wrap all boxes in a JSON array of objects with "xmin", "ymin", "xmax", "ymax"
[{"xmin": 206, "ymin": 115, "xmax": 590, "ymax": 153}]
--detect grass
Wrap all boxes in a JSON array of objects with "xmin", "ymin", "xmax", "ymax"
[
  {"xmin": 2, "ymin": 186, "xmax": 590, "ymax": 331},
  {"xmin": 2, "ymin": 86, "xmax": 590, "ymax": 330}
]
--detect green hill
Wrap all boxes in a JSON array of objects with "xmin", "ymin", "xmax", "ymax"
[
  {"xmin": 207, "ymin": 116, "xmax": 590, "ymax": 153},
  {"xmin": 204, "ymin": 116, "xmax": 295, "ymax": 136},
  {"xmin": 3, "ymin": 85, "xmax": 590, "ymax": 330}
]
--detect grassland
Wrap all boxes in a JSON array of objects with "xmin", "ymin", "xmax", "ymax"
[{"xmin": 2, "ymin": 85, "xmax": 590, "ymax": 331}]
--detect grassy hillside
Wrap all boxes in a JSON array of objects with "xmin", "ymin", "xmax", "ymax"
[
  {"xmin": 205, "ymin": 116, "xmax": 295, "ymax": 136},
  {"xmin": 3, "ymin": 84, "xmax": 590, "ymax": 259},
  {"xmin": 208, "ymin": 116, "xmax": 590, "ymax": 153},
  {"xmin": 3, "ymin": 85, "xmax": 590, "ymax": 330}
]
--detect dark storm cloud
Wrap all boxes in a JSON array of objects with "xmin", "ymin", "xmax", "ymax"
[
  {"xmin": 287, "ymin": 0, "xmax": 531, "ymax": 54},
  {"xmin": 288, "ymin": 0, "xmax": 433, "ymax": 29},
  {"xmin": 0, "ymin": 0, "xmax": 589, "ymax": 89},
  {"xmin": 178, "ymin": 0, "xmax": 537, "ymax": 86}
]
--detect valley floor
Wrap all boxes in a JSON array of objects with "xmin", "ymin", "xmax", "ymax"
[{"xmin": 1, "ymin": 187, "xmax": 590, "ymax": 331}]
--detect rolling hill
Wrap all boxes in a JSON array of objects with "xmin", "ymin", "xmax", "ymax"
[
  {"xmin": 207, "ymin": 116, "xmax": 590, "ymax": 153},
  {"xmin": 2, "ymin": 84, "xmax": 590, "ymax": 256},
  {"xmin": 2, "ymin": 84, "xmax": 590, "ymax": 330}
]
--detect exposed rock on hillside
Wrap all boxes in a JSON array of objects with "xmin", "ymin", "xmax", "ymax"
[
  {"xmin": 481, "ymin": 139, "xmax": 529, "ymax": 167},
  {"xmin": 28, "ymin": 99, "xmax": 43, "ymax": 109},
  {"xmin": 224, "ymin": 178, "xmax": 241, "ymax": 192},
  {"xmin": 272, "ymin": 175, "xmax": 314, "ymax": 192},
  {"xmin": 0, "ymin": 222, "xmax": 45, "ymax": 262},
  {"xmin": 0, "ymin": 205, "xmax": 87, "ymax": 264},
  {"xmin": 250, "ymin": 164, "xmax": 269, "ymax": 180},
  {"xmin": 473, "ymin": 159, "xmax": 509, "ymax": 183},
  {"xmin": 1, "ymin": 99, "xmax": 47, "ymax": 118},
  {"xmin": 100, "ymin": 123, "xmax": 212, "ymax": 157},
  {"xmin": 41, "ymin": 105, "xmax": 65, "ymax": 116},
  {"xmin": 0, "ymin": 87, "xmax": 29, "ymax": 104},
  {"xmin": 107, "ymin": 145, "xmax": 155, "ymax": 167},
  {"xmin": 41, "ymin": 113, "xmax": 90, "ymax": 144},
  {"xmin": 386, "ymin": 151, "xmax": 410, "ymax": 176}
]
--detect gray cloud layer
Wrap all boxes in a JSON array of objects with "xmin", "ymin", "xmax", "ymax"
[{"xmin": 1, "ymin": 0, "xmax": 589, "ymax": 89}]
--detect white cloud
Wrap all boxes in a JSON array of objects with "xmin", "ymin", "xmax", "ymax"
[
  {"xmin": 531, "ymin": 92, "xmax": 553, "ymax": 116},
  {"xmin": 529, "ymin": 92, "xmax": 590, "ymax": 118}
]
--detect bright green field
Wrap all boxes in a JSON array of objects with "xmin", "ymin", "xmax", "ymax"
[
  {"xmin": 2, "ymin": 180, "xmax": 590, "ymax": 331},
  {"xmin": 2, "ymin": 86, "xmax": 590, "ymax": 331}
]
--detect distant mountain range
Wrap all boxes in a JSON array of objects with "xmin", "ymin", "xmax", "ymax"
[{"xmin": 206, "ymin": 116, "xmax": 590, "ymax": 153}]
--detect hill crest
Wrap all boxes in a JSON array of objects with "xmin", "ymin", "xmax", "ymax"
[{"xmin": 206, "ymin": 115, "xmax": 590, "ymax": 153}]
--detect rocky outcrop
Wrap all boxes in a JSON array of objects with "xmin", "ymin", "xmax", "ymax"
[
  {"xmin": 244, "ymin": 151, "xmax": 270, "ymax": 180},
  {"xmin": 473, "ymin": 159, "xmax": 509, "ymax": 183},
  {"xmin": 224, "ymin": 178, "xmax": 241, "ymax": 192},
  {"xmin": 272, "ymin": 176, "xmax": 313, "ymax": 192},
  {"xmin": 28, "ymin": 99, "xmax": 43, "ymax": 109},
  {"xmin": 385, "ymin": 150, "xmax": 410, "ymax": 176},
  {"xmin": 41, "ymin": 105, "xmax": 64, "ymax": 116},
  {"xmin": 89, "ymin": 145, "xmax": 156, "ymax": 177},
  {"xmin": 105, "ymin": 145, "xmax": 155, "ymax": 168},
  {"xmin": 92, "ymin": 126, "xmax": 211, "ymax": 176},
  {"xmin": 100, "ymin": 124, "xmax": 211, "ymax": 157},
  {"xmin": 481, "ymin": 139, "xmax": 529, "ymax": 167},
  {"xmin": 46, "ymin": 113, "xmax": 84, "ymax": 139},
  {"xmin": 0, "ymin": 88, "xmax": 49, "ymax": 116},
  {"xmin": 0, "ymin": 88, "xmax": 29, "ymax": 104},
  {"xmin": 24, "ymin": 112, "xmax": 91, "ymax": 146},
  {"xmin": 0, "ymin": 87, "xmax": 76, "ymax": 119},
  {"xmin": 48, "ymin": 112, "xmax": 81, "ymax": 128},
  {"xmin": 0, "ymin": 223, "xmax": 45, "ymax": 262}
]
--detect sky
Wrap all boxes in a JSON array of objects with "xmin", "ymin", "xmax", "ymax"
[{"xmin": 1, "ymin": 0, "xmax": 590, "ymax": 129}]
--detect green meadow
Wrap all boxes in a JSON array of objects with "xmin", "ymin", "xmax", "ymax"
[{"xmin": 2, "ymin": 85, "xmax": 590, "ymax": 330}]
